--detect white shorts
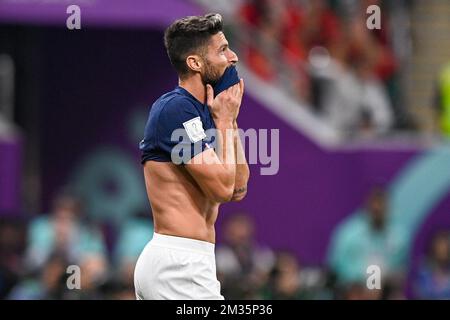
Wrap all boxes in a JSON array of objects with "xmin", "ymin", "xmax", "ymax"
[{"xmin": 134, "ymin": 233, "xmax": 224, "ymax": 300}]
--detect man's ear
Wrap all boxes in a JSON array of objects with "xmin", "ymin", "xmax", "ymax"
[{"xmin": 186, "ymin": 55, "xmax": 203, "ymax": 73}]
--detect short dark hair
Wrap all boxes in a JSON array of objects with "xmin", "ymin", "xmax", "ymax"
[{"xmin": 164, "ymin": 13, "xmax": 223, "ymax": 77}]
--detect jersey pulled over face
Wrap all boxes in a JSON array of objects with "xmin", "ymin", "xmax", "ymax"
[{"xmin": 213, "ymin": 65, "xmax": 240, "ymax": 98}]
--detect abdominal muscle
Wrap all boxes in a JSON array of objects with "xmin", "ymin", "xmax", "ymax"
[{"xmin": 143, "ymin": 161, "xmax": 220, "ymax": 244}]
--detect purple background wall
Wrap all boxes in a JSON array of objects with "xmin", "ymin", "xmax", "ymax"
[
  {"xmin": 0, "ymin": 0, "xmax": 202, "ymax": 28},
  {"xmin": 39, "ymin": 28, "xmax": 174, "ymax": 209},
  {"xmin": 219, "ymin": 98, "xmax": 418, "ymax": 264}
]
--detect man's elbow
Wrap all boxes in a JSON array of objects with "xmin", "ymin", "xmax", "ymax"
[
  {"xmin": 211, "ymin": 186, "xmax": 235, "ymax": 203},
  {"xmin": 218, "ymin": 189, "xmax": 247, "ymax": 203},
  {"xmin": 230, "ymin": 186, "xmax": 248, "ymax": 202},
  {"xmin": 208, "ymin": 174, "xmax": 249, "ymax": 203},
  {"xmin": 231, "ymin": 192, "xmax": 247, "ymax": 202},
  {"xmin": 207, "ymin": 177, "xmax": 235, "ymax": 203}
]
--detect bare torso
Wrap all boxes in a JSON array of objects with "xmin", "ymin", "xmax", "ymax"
[{"xmin": 143, "ymin": 161, "xmax": 220, "ymax": 243}]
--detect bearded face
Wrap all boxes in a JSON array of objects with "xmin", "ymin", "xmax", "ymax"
[{"xmin": 200, "ymin": 56, "xmax": 225, "ymax": 86}]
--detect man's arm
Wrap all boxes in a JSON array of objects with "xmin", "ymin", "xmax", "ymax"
[
  {"xmin": 185, "ymin": 120, "xmax": 236, "ymax": 203},
  {"xmin": 231, "ymin": 120, "xmax": 249, "ymax": 201},
  {"xmin": 185, "ymin": 81, "xmax": 243, "ymax": 203}
]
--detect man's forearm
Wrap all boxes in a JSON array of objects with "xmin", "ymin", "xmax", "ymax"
[
  {"xmin": 214, "ymin": 120, "xmax": 237, "ymax": 184},
  {"xmin": 232, "ymin": 121, "xmax": 250, "ymax": 201}
]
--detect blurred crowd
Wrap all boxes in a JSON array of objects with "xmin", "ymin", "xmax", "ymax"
[
  {"xmin": 0, "ymin": 192, "xmax": 153, "ymax": 300},
  {"xmin": 1, "ymin": 185, "xmax": 450, "ymax": 300},
  {"xmin": 215, "ymin": 0, "xmax": 417, "ymax": 138},
  {"xmin": 215, "ymin": 187, "xmax": 450, "ymax": 300}
]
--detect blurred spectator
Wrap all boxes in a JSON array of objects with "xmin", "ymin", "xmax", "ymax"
[
  {"xmin": 8, "ymin": 252, "xmax": 69, "ymax": 300},
  {"xmin": 262, "ymin": 250, "xmax": 303, "ymax": 299},
  {"xmin": 302, "ymin": 0, "xmax": 343, "ymax": 51},
  {"xmin": 0, "ymin": 54, "xmax": 15, "ymax": 137},
  {"xmin": 311, "ymin": 20, "xmax": 393, "ymax": 138},
  {"xmin": 64, "ymin": 254, "xmax": 108, "ymax": 300},
  {"xmin": 235, "ymin": 0, "xmax": 397, "ymax": 136},
  {"xmin": 339, "ymin": 281, "xmax": 383, "ymax": 300},
  {"xmin": 262, "ymin": 250, "xmax": 326, "ymax": 300},
  {"xmin": 100, "ymin": 279, "xmax": 136, "ymax": 300},
  {"xmin": 413, "ymin": 230, "xmax": 450, "ymax": 299},
  {"xmin": 353, "ymin": 59, "xmax": 394, "ymax": 139},
  {"xmin": 434, "ymin": 62, "xmax": 450, "ymax": 138},
  {"xmin": 239, "ymin": 0, "xmax": 281, "ymax": 82},
  {"xmin": 345, "ymin": 1, "xmax": 398, "ymax": 82},
  {"xmin": 23, "ymin": 191, "xmax": 108, "ymax": 273},
  {"xmin": 9, "ymin": 250, "xmax": 108, "ymax": 299},
  {"xmin": 326, "ymin": 186, "xmax": 408, "ymax": 298},
  {"xmin": 0, "ymin": 217, "xmax": 26, "ymax": 299},
  {"xmin": 216, "ymin": 213, "xmax": 275, "ymax": 299},
  {"xmin": 113, "ymin": 211, "xmax": 153, "ymax": 273},
  {"xmin": 109, "ymin": 211, "xmax": 154, "ymax": 300},
  {"xmin": 333, "ymin": 0, "xmax": 402, "ymax": 130}
]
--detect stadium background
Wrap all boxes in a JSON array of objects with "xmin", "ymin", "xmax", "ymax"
[{"xmin": 1, "ymin": 0, "xmax": 450, "ymax": 299}]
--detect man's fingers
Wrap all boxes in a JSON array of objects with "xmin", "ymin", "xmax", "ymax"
[
  {"xmin": 206, "ymin": 84, "xmax": 214, "ymax": 107},
  {"xmin": 233, "ymin": 80, "xmax": 243, "ymax": 99},
  {"xmin": 232, "ymin": 83, "xmax": 239, "ymax": 97},
  {"xmin": 210, "ymin": 79, "xmax": 244, "ymax": 104},
  {"xmin": 237, "ymin": 81, "xmax": 242, "ymax": 98},
  {"xmin": 239, "ymin": 79, "xmax": 245, "ymax": 99}
]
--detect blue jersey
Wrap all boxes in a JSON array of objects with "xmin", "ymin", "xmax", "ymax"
[{"xmin": 140, "ymin": 86, "xmax": 217, "ymax": 164}]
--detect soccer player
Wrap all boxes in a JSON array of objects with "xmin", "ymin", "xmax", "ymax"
[{"xmin": 134, "ymin": 13, "xmax": 249, "ymax": 300}]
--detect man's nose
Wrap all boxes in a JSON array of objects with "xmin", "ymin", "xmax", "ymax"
[{"xmin": 229, "ymin": 50, "xmax": 238, "ymax": 64}]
